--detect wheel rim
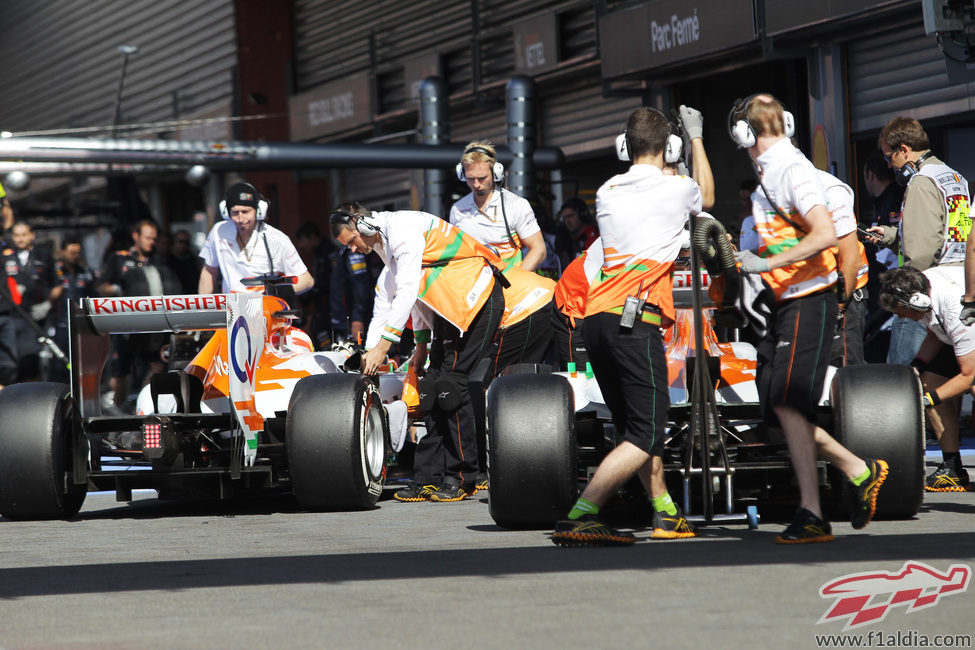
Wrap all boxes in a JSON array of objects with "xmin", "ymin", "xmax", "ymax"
[{"xmin": 359, "ymin": 393, "xmax": 385, "ymax": 483}]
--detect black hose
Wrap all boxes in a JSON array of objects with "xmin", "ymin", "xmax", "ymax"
[{"xmin": 692, "ymin": 217, "xmax": 737, "ymax": 275}]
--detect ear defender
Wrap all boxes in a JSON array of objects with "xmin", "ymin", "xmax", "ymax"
[
  {"xmin": 890, "ymin": 286, "xmax": 932, "ymax": 312},
  {"xmin": 456, "ymin": 146, "xmax": 504, "ymax": 183},
  {"xmin": 355, "ymin": 213, "xmax": 379, "ymax": 237},
  {"xmin": 616, "ymin": 132, "xmax": 682, "ymax": 163},
  {"xmin": 728, "ymin": 95, "xmax": 796, "ymax": 149}
]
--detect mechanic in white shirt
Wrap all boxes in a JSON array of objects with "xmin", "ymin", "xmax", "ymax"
[
  {"xmin": 878, "ymin": 265, "xmax": 971, "ymax": 492},
  {"xmin": 198, "ymin": 182, "xmax": 313, "ymax": 294},
  {"xmin": 449, "ymin": 141, "xmax": 547, "ymax": 272}
]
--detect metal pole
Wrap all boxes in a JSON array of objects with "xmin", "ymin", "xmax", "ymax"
[
  {"xmin": 111, "ymin": 45, "xmax": 139, "ymax": 138},
  {"xmin": 419, "ymin": 76, "xmax": 449, "ymax": 216},
  {"xmin": 506, "ymin": 75, "xmax": 537, "ymax": 200}
]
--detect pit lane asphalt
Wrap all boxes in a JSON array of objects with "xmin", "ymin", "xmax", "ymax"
[{"xmin": 1, "ymin": 458, "xmax": 973, "ymax": 650}]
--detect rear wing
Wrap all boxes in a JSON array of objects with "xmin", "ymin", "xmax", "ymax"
[{"xmin": 71, "ymin": 293, "xmax": 266, "ymax": 465}]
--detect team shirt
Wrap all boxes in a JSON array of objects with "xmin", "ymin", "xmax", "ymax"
[
  {"xmin": 819, "ymin": 170, "xmax": 869, "ymax": 291},
  {"xmin": 200, "ymin": 220, "xmax": 308, "ymax": 293},
  {"xmin": 449, "ymin": 188, "xmax": 541, "ymax": 270},
  {"xmin": 913, "ymin": 162, "xmax": 971, "ymax": 265},
  {"xmin": 751, "ymin": 138, "xmax": 837, "ymax": 302},
  {"xmin": 499, "ymin": 267, "xmax": 554, "ymax": 329},
  {"xmin": 921, "ymin": 265, "xmax": 975, "ymax": 357},
  {"xmin": 366, "ymin": 211, "xmax": 503, "ymax": 343},
  {"xmin": 585, "ymin": 165, "xmax": 702, "ymax": 327},
  {"xmin": 554, "ymin": 237, "xmax": 603, "ymax": 323}
]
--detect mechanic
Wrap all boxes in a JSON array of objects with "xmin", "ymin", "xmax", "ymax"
[
  {"xmin": 552, "ymin": 197, "xmax": 598, "ymax": 270},
  {"xmin": 330, "ymin": 201, "xmax": 505, "ymax": 503},
  {"xmin": 329, "ymin": 239, "xmax": 379, "ymax": 346},
  {"xmin": 551, "ymin": 106, "xmax": 704, "ymax": 547},
  {"xmin": 449, "ymin": 141, "xmax": 547, "ymax": 272},
  {"xmin": 867, "ymin": 117, "xmax": 970, "ymax": 363},
  {"xmin": 1, "ymin": 221, "xmax": 57, "ymax": 383},
  {"xmin": 879, "ymin": 266, "xmax": 971, "ymax": 492},
  {"xmin": 199, "ymin": 182, "xmax": 314, "ymax": 295},
  {"xmin": 99, "ymin": 219, "xmax": 182, "ymax": 409},
  {"xmin": 732, "ymin": 94, "xmax": 888, "ymax": 544},
  {"xmin": 48, "ymin": 235, "xmax": 97, "ymax": 384},
  {"xmin": 819, "ymin": 170, "xmax": 870, "ymax": 367}
]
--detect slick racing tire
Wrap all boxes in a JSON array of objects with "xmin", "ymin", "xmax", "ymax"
[
  {"xmin": 0, "ymin": 382, "xmax": 87, "ymax": 520},
  {"xmin": 487, "ymin": 373, "xmax": 577, "ymax": 529},
  {"xmin": 287, "ymin": 374, "xmax": 386, "ymax": 510},
  {"xmin": 830, "ymin": 364, "xmax": 923, "ymax": 519}
]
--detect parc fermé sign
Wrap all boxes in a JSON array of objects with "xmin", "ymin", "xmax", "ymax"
[{"xmin": 84, "ymin": 294, "xmax": 229, "ymax": 334}]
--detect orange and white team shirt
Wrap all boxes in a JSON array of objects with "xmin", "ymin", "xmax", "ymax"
[
  {"xmin": 819, "ymin": 170, "xmax": 869, "ymax": 291},
  {"xmin": 554, "ymin": 237, "xmax": 603, "ymax": 324},
  {"xmin": 752, "ymin": 139, "xmax": 837, "ymax": 302},
  {"xmin": 449, "ymin": 188, "xmax": 541, "ymax": 271},
  {"xmin": 585, "ymin": 165, "xmax": 702, "ymax": 328},
  {"xmin": 368, "ymin": 211, "xmax": 504, "ymax": 343},
  {"xmin": 500, "ymin": 267, "xmax": 555, "ymax": 329}
]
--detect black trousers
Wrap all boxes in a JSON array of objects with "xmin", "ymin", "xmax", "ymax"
[
  {"xmin": 413, "ymin": 281, "xmax": 504, "ymax": 487},
  {"xmin": 583, "ymin": 311, "xmax": 670, "ymax": 456},
  {"xmin": 551, "ymin": 307, "xmax": 589, "ymax": 371}
]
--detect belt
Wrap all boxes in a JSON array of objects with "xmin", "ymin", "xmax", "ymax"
[{"xmin": 607, "ymin": 302, "xmax": 662, "ymax": 326}]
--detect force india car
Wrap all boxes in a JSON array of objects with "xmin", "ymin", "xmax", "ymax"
[
  {"xmin": 0, "ymin": 278, "xmax": 405, "ymax": 520},
  {"xmin": 484, "ymin": 221, "xmax": 926, "ymax": 529}
]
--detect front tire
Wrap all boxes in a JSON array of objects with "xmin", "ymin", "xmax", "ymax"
[
  {"xmin": 0, "ymin": 382, "xmax": 86, "ymax": 520},
  {"xmin": 830, "ymin": 365, "xmax": 924, "ymax": 519},
  {"xmin": 286, "ymin": 374, "xmax": 386, "ymax": 510},
  {"xmin": 487, "ymin": 373, "xmax": 577, "ymax": 529}
]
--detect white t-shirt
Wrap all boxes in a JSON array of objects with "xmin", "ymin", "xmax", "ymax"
[
  {"xmin": 449, "ymin": 188, "xmax": 540, "ymax": 262},
  {"xmin": 199, "ymin": 220, "xmax": 308, "ymax": 293},
  {"xmin": 923, "ymin": 265, "xmax": 975, "ymax": 357},
  {"xmin": 818, "ymin": 170, "xmax": 857, "ymax": 238}
]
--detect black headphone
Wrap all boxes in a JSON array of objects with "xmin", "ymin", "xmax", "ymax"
[
  {"xmin": 888, "ymin": 285, "xmax": 932, "ymax": 312},
  {"xmin": 895, "ymin": 150, "xmax": 935, "ymax": 187},
  {"xmin": 329, "ymin": 209, "xmax": 380, "ymax": 237},
  {"xmin": 457, "ymin": 145, "xmax": 505, "ymax": 183},
  {"xmin": 219, "ymin": 182, "xmax": 269, "ymax": 221},
  {"xmin": 728, "ymin": 95, "xmax": 795, "ymax": 149}
]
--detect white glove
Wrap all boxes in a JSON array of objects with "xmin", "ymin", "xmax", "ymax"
[
  {"xmin": 679, "ymin": 105, "xmax": 704, "ymax": 140},
  {"xmin": 735, "ymin": 250, "xmax": 770, "ymax": 274},
  {"xmin": 30, "ymin": 301, "xmax": 51, "ymax": 321},
  {"xmin": 960, "ymin": 299, "xmax": 975, "ymax": 327}
]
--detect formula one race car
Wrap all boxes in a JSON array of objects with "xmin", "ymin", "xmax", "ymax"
[
  {"xmin": 0, "ymin": 276, "xmax": 400, "ymax": 520},
  {"xmin": 485, "ymin": 219, "xmax": 926, "ymax": 529}
]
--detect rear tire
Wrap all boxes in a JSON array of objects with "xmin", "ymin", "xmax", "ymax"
[
  {"xmin": 830, "ymin": 365, "xmax": 923, "ymax": 519},
  {"xmin": 487, "ymin": 373, "xmax": 577, "ymax": 529},
  {"xmin": 286, "ymin": 374, "xmax": 386, "ymax": 510},
  {"xmin": 0, "ymin": 382, "xmax": 86, "ymax": 520}
]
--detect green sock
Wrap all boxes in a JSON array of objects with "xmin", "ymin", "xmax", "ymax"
[
  {"xmin": 567, "ymin": 498, "xmax": 599, "ymax": 520},
  {"xmin": 850, "ymin": 465, "xmax": 872, "ymax": 487},
  {"xmin": 651, "ymin": 492, "xmax": 678, "ymax": 516}
]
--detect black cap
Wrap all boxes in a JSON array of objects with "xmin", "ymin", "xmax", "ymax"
[{"xmin": 225, "ymin": 182, "xmax": 260, "ymax": 209}]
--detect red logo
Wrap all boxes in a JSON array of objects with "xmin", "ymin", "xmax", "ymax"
[{"xmin": 819, "ymin": 561, "xmax": 971, "ymax": 630}]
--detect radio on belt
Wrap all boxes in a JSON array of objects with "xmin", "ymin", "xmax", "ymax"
[{"xmin": 620, "ymin": 295, "xmax": 645, "ymax": 329}]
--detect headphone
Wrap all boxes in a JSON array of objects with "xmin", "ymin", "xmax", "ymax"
[
  {"xmin": 728, "ymin": 95, "xmax": 795, "ymax": 149},
  {"xmin": 329, "ymin": 209, "xmax": 380, "ymax": 237},
  {"xmin": 895, "ymin": 150, "xmax": 935, "ymax": 187},
  {"xmin": 219, "ymin": 182, "xmax": 269, "ymax": 221},
  {"xmin": 615, "ymin": 129, "xmax": 682, "ymax": 163},
  {"xmin": 888, "ymin": 286, "xmax": 932, "ymax": 312},
  {"xmin": 456, "ymin": 145, "xmax": 505, "ymax": 183}
]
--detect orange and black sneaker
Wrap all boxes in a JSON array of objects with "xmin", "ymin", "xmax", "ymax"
[
  {"xmin": 925, "ymin": 462, "xmax": 970, "ymax": 492},
  {"xmin": 775, "ymin": 508, "xmax": 834, "ymax": 544},
  {"xmin": 474, "ymin": 474, "xmax": 489, "ymax": 494},
  {"xmin": 429, "ymin": 480, "xmax": 476, "ymax": 502},
  {"xmin": 651, "ymin": 509, "xmax": 697, "ymax": 539},
  {"xmin": 393, "ymin": 482, "xmax": 439, "ymax": 502},
  {"xmin": 551, "ymin": 514, "xmax": 636, "ymax": 547},
  {"xmin": 851, "ymin": 458, "xmax": 889, "ymax": 529}
]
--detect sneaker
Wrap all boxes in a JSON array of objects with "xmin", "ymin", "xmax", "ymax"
[
  {"xmin": 775, "ymin": 508, "xmax": 834, "ymax": 544},
  {"xmin": 474, "ymin": 474, "xmax": 489, "ymax": 494},
  {"xmin": 393, "ymin": 482, "xmax": 439, "ymax": 502},
  {"xmin": 429, "ymin": 481, "xmax": 475, "ymax": 502},
  {"xmin": 850, "ymin": 459, "xmax": 889, "ymax": 530},
  {"xmin": 925, "ymin": 462, "xmax": 971, "ymax": 492},
  {"xmin": 651, "ymin": 509, "xmax": 697, "ymax": 539},
  {"xmin": 551, "ymin": 514, "xmax": 636, "ymax": 547}
]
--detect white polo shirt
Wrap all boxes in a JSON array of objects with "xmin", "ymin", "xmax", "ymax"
[
  {"xmin": 200, "ymin": 220, "xmax": 307, "ymax": 293},
  {"xmin": 449, "ymin": 188, "xmax": 540, "ymax": 266},
  {"xmin": 923, "ymin": 265, "xmax": 975, "ymax": 357}
]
